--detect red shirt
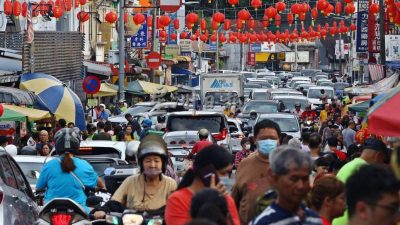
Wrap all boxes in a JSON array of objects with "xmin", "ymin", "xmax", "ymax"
[
  {"xmin": 165, "ymin": 187, "xmax": 241, "ymax": 225},
  {"xmin": 334, "ymin": 149, "xmax": 347, "ymax": 161},
  {"xmin": 191, "ymin": 140, "xmax": 213, "ymax": 155},
  {"xmin": 321, "ymin": 216, "xmax": 331, "ymax": 225}
]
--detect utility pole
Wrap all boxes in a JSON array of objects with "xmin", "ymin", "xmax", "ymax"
[
  {"xmin": 118, "ymin": 0, "xmax": 125, "ymax": 100},
  {"xmin": 294, "ymin": 19, "xmax": 298, "ymax": 71},
  {"xmin": 150, "ymin": 0, "xmax": 158, "ymax": 82},
  {"xmin": 379, "ymin": 0, "xmax": 386, "ymax": 78},
  {"xmin": 339, "ymin": 32, "xmax": 342, "ymax": 77}
]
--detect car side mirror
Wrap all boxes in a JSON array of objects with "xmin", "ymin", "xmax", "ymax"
[{"xmin": 229, "ymin": 126, "xmax": 239, "ymax": 133}]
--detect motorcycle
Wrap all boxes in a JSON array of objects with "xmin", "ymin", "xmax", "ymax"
[
  {"xmin": 120, "ymin": 208, "xmax": 164, "ymax": 225},
  {"xmin": 301, "ymin": 119, "xmax": 319, "ymax": 133},
  {"xmin": 35, "ymin": 198, "xmax": 91, "ymax": 225}
]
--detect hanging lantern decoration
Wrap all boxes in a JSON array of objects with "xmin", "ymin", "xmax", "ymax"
[
  {"xmin": 344, "ymin": 3, "xmax": 356, "ymax": 15},
  {"xmin": 219, "ymin": 33, "xmax": 227, "ymax": 43},
  {"xmin": 229, "ymin": 34, "xmax": 237, "ymax": 43},
  {"xmin": 350, "ymin": 24, "xmax": 357, "ymax": 31},
  {"xmin": 64, "ymin": 0, "xmax": 72, "ymax": 13},
  {"xmin": 80, "ymin": 0, "xmax": 86, "ymax": 6},
  {"xmin": 39, "ymin": 0, "xmax": 48, "ymax": 16},
  {"xmin": 200, "ymin": 18, "xmax": 207, "ymax": 31},
  {"xmin": 335, "ymin": 2, "xmax": 342, "ymax": 15},
  {"xmin": 343, "ymin": 0, "xmax": 353, "ymax": 3},
  {"xmin": 77, "ymin": 11, "xmax": 90, "ymax": 22},
  {"xmin": 133, "ymin": 13, "xmax": 145, "ymax": 25},
  {"xmin": 211, "ymin": 20, "xmax": 219, "ymax": 30},
  {"xmin": 159, "ymin": 30, "xmax": 167, "ymax": 38},
  {"xmin": 251, "ymin": 0, "xmax": 262, "ymax": 10},
  {"xmin": 275, "ymin": 14, "xmax": 281, "ymax": 27},
  {"xmin": 53, "ymin": 6, "xmax": 63, "ymax": 19},
  {"xmin": 21, "ymin": 1, "xmax": 27, "ymax": 17},
  {"xmin": 212, "ymin": 12, "xmax": 225, "ymax": 26},
  {"xmin": 291, "ymin": 3, "xmax": 301, "ymax": 15},
  {"xmin": 323, "ymin": 4, "xmax": 334, "ymax": 17},
  {"xmin": 287, "ymin": 13, "xmax": 294, "ymax": 26},
  {"xmin": 170, "ymin": 33, "xmax": 177, "ymax": 40},
  {"xmin": 190, "ymin": 34, "xmax": 197, "ymax": 41},
  {"xmin": 263, "ymin": 16, "xmax": 270, "ymax": 29},
  {"xmin": 299, "ymin": 13, "xmax": 306, "ymax": 24},
  {"xmin": 210, "ymin": 33, "xmax": 217, "ymax": 42},
  {"xmin": 74, "ymin": 0, "xmax": 79, "ymax": 8},
  {"xmin": 249, "ymin": 33, "xmax": 258, "ymax": 43},
  {"xmin": 239, "ymin": 33, "xmax": 248, "ymax": 43},
  {"xmin": 159, "ymin": 15, "xmax": 171, "ymax": 28},
  {"xmin": 237, "ymin": 19, "xmax": 243, "ymax": 30},
  {"xmin": 330, "ymin": 26, "xmax": 337, "ymax": 36},
  {"xmin": 147, "ymin": 15, "xmax": 153, "ymax": 27},
  {"xmin": 301, "ymin": 3, "xmax": 310, "ymax": 13},
  {"xmin": 265, "ymin": 6, "xmax": 277, "ymax": 21},
  {"xmin": 31, "ymin": 1, "xmax": 39, "ymax": 17},
  {"xmin": 248, "ymin": 18, "xmax": 255, "ymax": 30},
  {"xmin": 238, "ymin": 9, "xmax": 251, "ymax": 21},
  {"xmin": 13, "ymin": 0, "xmax": 21, "ymax": 18},
  {"xmin": 224, "ymin": 19, "xmax": 230, "ymax": 30},
  {"xmin": 4, "ymin": 0, "xmax": 12, "ymax": 16},
  {"xmin": 180, "ymin": 32, "xmax": 187, "ymax": 39},
  {"xmin": 173, "ymin": 18, "xmax": 179, "ymax": 30},
  {"xmin": 186, "ymin": 12, "xmax": 199, "ymax": 24},
  {"xmin": 105, "ymin": 11, "xmax": 118, "ymax": 23},
  {"xmin": 275, "ymin": 1, "xmax": 286, "ymax": 12},
  {"xmin": 311, "ymin": 8, "xmax": 318, "ymax": 25},
  {"xmin": 317, "ymin": 0, "xmax": 329, "ymax": 13},
  {"xmin": 228, "ymin": 0, "xmax": 238, "ymax": 7},
  {"xmin": 200, "ymin": 34, "xmax": 208, "ymax": 42},
  {"xmin": 369, "ymin": 3, "xmax": 380, "ymax": 15},
  {"xmin": 320, "ymin": 29, "xmax": 327, "ymax": 39}
]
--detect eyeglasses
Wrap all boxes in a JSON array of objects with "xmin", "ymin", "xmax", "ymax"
[{"xmin": 368, "ymin": 202, "xmax": 400, "ymax": 215}]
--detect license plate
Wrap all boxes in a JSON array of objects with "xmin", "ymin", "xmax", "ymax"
[{"xmin": 175, "ymin": 156, "xmax": 185, "ymax": 162}]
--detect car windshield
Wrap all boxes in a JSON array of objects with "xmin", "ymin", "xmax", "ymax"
[
  {"xmin": 124, "ymin": 106, "xmax": 153, "ymax": 115},
  {"xmin": 243, "ymin": 102, "xmax": 278, "ymax": 113},
  {"xmin": 334, "ymin": 83, "xmax": 350, "ymax": 90},
  {"xmin": 308, "ymin": 89, "xmax": 334, "ymax": 98},
  {"xmin": 253, "ymin": 91, "xmax": 266, "ymax": 100},
  {"xmin": 258, "ymin": 117, "xmax": 299, "ymax": 132},
  {"xmin": 164, "ymin": 134, "xmax": 200, "ymax": 148},
  {"xmin": 278, "ymin": 99, "xmax": 308, "ymax": 110},
  {"xmin": 271, "ymin": 92, "xmax": 302, "ymax": 98},
  {"xmin": 244, "ymin": 84, "xmax": 262, "ymax": 88},
  {"xmin": 242, "ymin": 73, "xmax": 256, "ymax": 79},
  {"xmin": 85, "ymin": 159, "xmax": 120, "ymax": 181},
  {"xmin": 204, "ymin": 92, "xmax": 239, "ymax": 106},
  {"xmin": 17, "ymin": 162, "xmax": 43, "ymax": 185},
  {"xmin": 168, "ymin": 116, "xmax": 223, "ymax": 133}
]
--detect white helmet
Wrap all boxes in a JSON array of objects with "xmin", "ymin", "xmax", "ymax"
[
  {"xmin": 5, "ymin": 145, "xmax": 18, "ymax": 156},
  {"xmin": 126, "ymin": 140, "xmax": 141, "ymax": 158}
]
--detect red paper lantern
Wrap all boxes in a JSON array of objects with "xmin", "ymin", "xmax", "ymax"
[
  {"xmin": 287, "ymin": 13, "xmax": 294, "ymax": 26},
  {"xmin": 238, "ymin": 9, "xmax": 251, "ymax": 21},
  {"xmin": 239, "ymin": 33, "xmax": 248, "ymax": 43},
  {"xmin": 228, "ymin": 0, "xmax": 238, "ymax": 7},
  {"xmin": 31, "ymin": 1, "xmax": 39, "ymax": 17},
  {"xmin": 55, "ymin": 0, "xmax": 62, "ymax": 7},
  {"xmin": 291, "ymin": 3, "xmax": 301, "ymax": 15},
  {"xmin": 335, "ymin": 2, "xmax": 342, "ymax": 14},
  {"xmin": 212, "ymin": 12, "xmax": 225, "ymax": 24},
  {"xmin": 350, "ymin": 24, "xmax": 356, "ymax": 31},
  {"xmin": 200, "ymin": 34, "xmax": 208, "ymax": 42},
  {"xmin": 147, "ymin": 15, "xmax": 153, "ymax": 27},
  {"xmin": 299, "ymin": 13, "xmax": 306, "ymax": 21},
  {"xmin": 237, "ymin": 19, "xmax": 243, "ymax": 30},
  {"xmin": 275, "ymin": 1, "xmax": 286, "ymax": 12},
  {"xmin": 263, "ymin": 16, "xmax": 270, "ymax": 28},
  {"xmin": 370, "ymin": 3, "xmax": 380, "ymax": 14},
  {"xmin": 210, "ymin": 33, "xmax": 217, "ymax": 42},
  {"xmin": 0, "ymin": 104, "xmax": 3, "ymax": 117},
  {"xmin": 190, "ymin": 34, "xmax": 198, "ymax": 41},
  {"xmin": 79, "ymin": 0, "xmax": 86, "ymax": 6},
  {"xmin": 317, "ymin": 0, "xmax": 329, "ymax": 12},
  {"xmin": 330, "ymin": 26, "xmax": 337, "ymax": 36},
  {"xmin": 251, "ymin": 0, "xmax": 262, "ymax": 10},
  {"xmin": 180, "ymin": 32, "xmax": 187, "ymax": 39},
  {"xmin": 345, "ymin": 3, "xmax": 355, "ymax": 15},
  {"xmin": 77, "ymin": 11, "xmax": 89, "ymax": 22},
  {"xmin": 21, "ymin": 1, "xmax": 27, "ymax": 17},
  {"xmin": 170, "ymin": 33, "xmax": 177, "ymax": 40},
  {"xmin": 13, "ymin": 0, "xmax": 21, "ymax": 17},
  {"xmin": 301, "ymin": 3, "xmax": 310, "ymax": 13},
  {"xmin": 275, "ymin": 14, "xmax": 281, "ymax": 27},
  {"xmin": 39, "ymin": 0, "xmax": 48, "ymax": 16},
  {"xmin": 323, "ymin": 4, "xmax": 334, "ymax": 16},
  {"xmin": 159, "ymin": 15, "xmax": 171, "ymax": 27},
  {"xmin": 211, "ymin": 20, "xmax": 218, "ymax": 30},
  {"xmin": 320, "ymin": 29, "xmax": 327, "ymax": 39},
  {"xmin": 224, "ymin": 19, "xmax": 230, "ymax": 30},
  {"xmin": 53, "ymin": 6, "xmax": 63, "ymax": 19},
  {"xmin": 74, "ymin": 0, "xmax": 79, "ymax": 8},
  {"xmin": 219, "ymin": 33, "xmax": 227, "ymax": 43},
  {"xmin": 159, "ymin": 30, "xmax": 167, "ymax": 38},
  {"xmin": 248, "ymin": 18, "xmax": 255, "ymax": 30},
  {"xmin": 133, "ymin": 13, "xmax": 146, "ymax": 25},
  {"xmin": 64, "ymin": 0, "xmax": 72, "ymax": 12},
  {"xmin": 311, "ymin": 7, "xmax": 318, "ymax": 20},
  {"xmin": 4, "ymin": 0, "xmax": 12, "ymax": 16},
  {"xmin": 265, "ymin": 7, "xmax": 277, "ymax": 20},
  {"xmin": 186, "ymin": 12, "xmax": 198, "ymax": 24},
  {"xmin": 105, "ymin": 11, "xmax": 118, "ymax": 23},
  {"xmin": 229, "ymin": 35, "xmax": 237, "ymax": 43},
  {"xmin": 173, "ymin": 18, "xmax": 179, "ymax": 30}
]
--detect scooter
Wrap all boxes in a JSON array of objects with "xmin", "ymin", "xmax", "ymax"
[
  {"xmin": 120, "ymin": 209, "xmax": 164, "ymax": 225},
  {"xmin": 35, "ymin": 198, "xmax": 91, "ymax": 225}
]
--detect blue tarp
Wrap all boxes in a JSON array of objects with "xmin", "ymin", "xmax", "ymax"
[
  {"xmin": 171, "ymin": 67, "xmax": 193, "ymax": 76},
  {"xmin": 387, "ymin": 61, "xmax": 400, "ymax": 69}
]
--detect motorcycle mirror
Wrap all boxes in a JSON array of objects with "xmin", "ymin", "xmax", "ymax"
[{"xmin": 104, "ymin": 167, "xmax": 116, "ymax": 176}]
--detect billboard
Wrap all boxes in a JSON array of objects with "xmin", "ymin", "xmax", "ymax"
[
  {"xmin": 385, "ymin": 35, "xmax": 400, "ymax": 61},
  {"xmin": 356, "ymin": 0, "xmax": 369, "ymax": 52}
]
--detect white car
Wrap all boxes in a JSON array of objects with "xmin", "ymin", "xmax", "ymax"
[
  {"xmin": 13, "ymin": 155, "xmax": 54, "ymax": 190},
  {"xmin": 307, "ymin": 86, "xmax": 335, "ymax": 106},
  {"xmin": 227, "ymin": 118, "xmax": 245, "ymax": 153},
  {"xmin": 79, "ymin": 140, "xmax": 128, "ymax": 160},
  {"xmin": 287, "ymin": 77, "xmax": 311, "ymax": 88},
  {"xmin": 256, "ymin": 113, "xmax": 301, "ymax": 139}
]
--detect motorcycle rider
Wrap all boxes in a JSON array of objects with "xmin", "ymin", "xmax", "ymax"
[
  {"xmin": 36, "ymin": 128, "xmax": 101, "ymax": 213},
  {"xmin": 301, "ymin": 104, "xmax": 317, "ymax": 121},
  {"xmin": 190, "ymin": 129, "xmax": 213, "ymax": 158},
  {"xmin": 291, "ymin": 103, "xmax": 304, "ymax": 117},
  {"xmin": 247, "ymin": 110, "xmax": 258, "ymax": 131},
  {"xmin": 92, "ymin": 134, "xmax": 177, "ymax": 219}
]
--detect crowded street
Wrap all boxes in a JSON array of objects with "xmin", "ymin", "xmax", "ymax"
[{"xmin": 1, "ymin": 0, "xmax": 400, "ymax": 224}]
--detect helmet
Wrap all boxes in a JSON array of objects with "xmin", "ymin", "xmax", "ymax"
[
  {"xmin": 295, "ymin": 102, "xmax": 301, "ymax": 107},
  {"xmin": 54, "ymin": 128, "xmax": 81, "ymax": 155},
  {"xmin": 250, "ymin": 110, "xmax": 257, "ymax": 115},
  {"xmin": 20, "ymin": 146, "xmax": 37, "ymax": 155},
  {"xmin": 137, "ymin": 135, "xmax": 168, "ymax": 173},
  {"xmin": 199, "ymin": 128, "xmax": 209, "ymax": 138},
  {"xmin": 142, "ymin": 119, "xmax": 152, "ymax": 128},
  {"xmin": 126, "ymin": 140, "xmax": 141, "ymax": 158},
  {"xmin": 5, "ymin": 145, "xmax": 17, "ymax": 156}
]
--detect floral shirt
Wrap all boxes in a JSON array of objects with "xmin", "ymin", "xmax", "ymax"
[{"xmin": 235, "ymin": 150, "xmax": 251, "ymax": 167}]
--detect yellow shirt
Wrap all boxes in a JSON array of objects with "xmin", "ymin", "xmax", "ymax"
[
  {"xmin": 125, "ymin": 135, "xmax": 133, "ymax": 141},
  {"xmin": 320, "ymin": 110, "xmax": 328, "ymax": 122}
]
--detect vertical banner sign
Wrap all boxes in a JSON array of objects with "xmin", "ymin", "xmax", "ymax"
[
  {"xmin": 356, "ymin": 0, "xmax": 369, "ymax": 52},
  {"xmin": 131, "ymin": 15, "xmax": 148, "ymax": 48},
  {"xmin": 168, "ymin": 13, "xmax": 177, "ymax": 45},
  {"xmin": 368, "ymin": 0, "xmax": 380, "ymax": 53},
  {"xmin": 247, "ymin": 52, "xmax": 256, "ymax": 65}
]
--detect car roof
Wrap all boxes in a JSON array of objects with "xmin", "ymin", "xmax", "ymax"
[
  {"xmin": 167, "ymin": 111, "xmax": 224, "ymax": 116},
  {"xmin": 270, "ymin": 90, "xmax": 302, "ymax": 94},
  {"xmin": 80, "ymin": 140, "xmax": 126, "ymax": 151},
  {"xmin": 258, "ymin": 113, "xmax": 298, "ymax": 119},
  {"xmin": 251, "ymin": 88, "xmax": 268, "ymax": 92},
  {"xmin": 273, "ymin": 95, "xmax": 308, "ymax": 100},
  {"xmin": 13, "ymin": 155, "xmax": 54, "ymax": 163},
  {"xmin": 246, "ymin": 100, "xmax": 278, "ymax": 104},
  {"xmin": 163, "ymin": 131, "xmax": 199, "ymax": 136},
  {"xmin": 135, "ymin": 102, "xmax": 158, "ymax": 106},
  {"xmin": 309, "ymin": 86, "xmax": 334, "ymax": 90}
]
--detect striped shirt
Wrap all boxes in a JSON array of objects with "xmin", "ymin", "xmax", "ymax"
[{"xmin": 252, "ymin": 202, "xmax": 322, "ymax": 225}]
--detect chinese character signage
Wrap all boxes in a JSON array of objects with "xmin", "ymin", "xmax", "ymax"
[
  {"xmin": 247, "ymin": 52, "xmax": 256, "ymax": 65},
  {"xmin": 131, "ymin": 14, "xmax": 148, "ymax": 48},
  {"xmin": 168, "ymin": 13, "xmax": 177, "ymax": 45},
  {"xmin": 250, "ymin": 43, "xmax": 261, "ymax": 52},
  {"xmin": 368, "ymin": 2, "xmax": 380, "ymax": 54},
  {"xmin": 356, "ymin": 0, "xmax": 368, "ymax": 52}
]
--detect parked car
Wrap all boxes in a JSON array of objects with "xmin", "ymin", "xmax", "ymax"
[
  {"xmin": 272, "ymin": 95, "xmax": 309, "ymax": 111},
  {"xmin": 165, "ymin": 111, "xmax": 232, "ymax": 152},
  {"xmin": 238, "ymin": 100, "xmax": 279, "ymax": 119},
  {"xmin": 0, "ymin": 151, "xmax": 39, "ymax": 225},
  {"xmin": 256, "ymin": 113, "xmax": 301, "ymax": 139}
]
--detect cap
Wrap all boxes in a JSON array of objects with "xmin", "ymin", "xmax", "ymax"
[
  {"xmin": 295, "ymin": 103, "xmax": 301, "ymax": 107},
  {"xmin": 363, "ymin": 138, "xmax": 388, "ymax": 154},
  {"xmin": 199, "ymin": 128, "xmax": 209, "ymax": 137}
]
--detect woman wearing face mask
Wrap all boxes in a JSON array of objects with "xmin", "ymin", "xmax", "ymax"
[
  {"xmin": 165, "ymin": 145, "xmax": 240, "ymax": 225},
  {"xmin": 234, "ymin": 138, "xmax": 252, "ymax": 168},
  {"xmin": 92, "ymin": 135, "xmax": 177, "ymax": 219}
]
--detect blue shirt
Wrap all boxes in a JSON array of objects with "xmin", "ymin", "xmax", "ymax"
[
  {"xmin": 252, "ymin": 202, "xmax": 322, "ymax": 225},
  {"xmin": 98, "ymin": 111, "xmax": 109, "ymax": 120},
  {"xmin": 36, "ymin": 157, "xmax": 98, "ymax": 213}
]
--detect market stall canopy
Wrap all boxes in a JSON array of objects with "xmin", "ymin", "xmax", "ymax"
[
  {"xmin": 92, "ymin": 83, "xmax": 118, "ymax": 97},
  {"xmin": 19, "ymin": 73, "xmax": 85, "ymax": 130},
  {"xmin": 367, "ymin": 86, "xmax": 400, "ymax": 136},
  {"xmin": 0, "ymin": 86, "xmax": 41, "ymax": 106},
  {"xmin": 0, "ymin": 108, "xmax": 26, "ymax": 122},
  {"xmin": 3, "ymin": 105, "xmax": 51, "ymax": 121},
  {"xmin": 348, "ymin": 100, "xmax": 371, "ymax": 113},
  {"xmin": 125, "ymin": 80, "xmax": 178, "ymax": 95},
  {"xmin": 344, "ymin": 73, "xmax": 399, "ymax": 95}
]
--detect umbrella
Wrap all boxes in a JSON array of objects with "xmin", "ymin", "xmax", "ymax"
[
  {"xmin": 348, "ymin": 100, "xmax": 371, "ymax": 113},
  {"xmin": 19, "ymin": 73, "xmax": 85, "ymax": 130},
  {"xmin": 0, "ymin": 108, "xmax": 26, "ymax": 122},
  {"xmin": 367, "ymin": 86, "xmax": 400, "ymax": 136}
]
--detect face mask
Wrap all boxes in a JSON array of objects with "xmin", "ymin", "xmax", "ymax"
[
  {"xmin": 219, "ymin": 176, "xmax": 233, "ymax": 192},
  {"xmin": 244, "ymin": 144, "xmax": 251, "ymax": 150},
  {"xmin": 143, "ymin": 168, "xmax": 162, "ymax": 177},
  {"xmin": 257, "ymin": 139, "xmax": 278, "ymax": 156}
]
